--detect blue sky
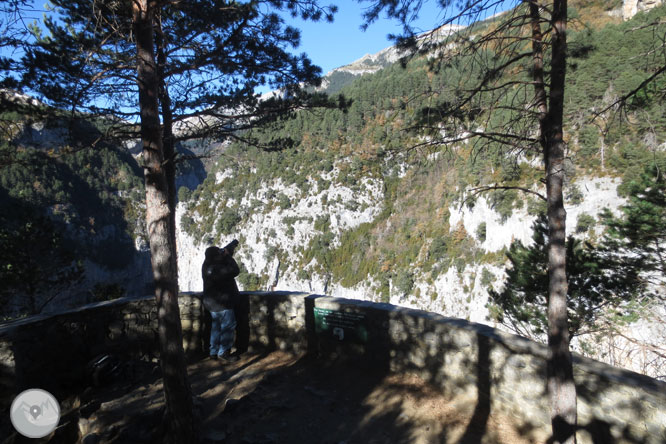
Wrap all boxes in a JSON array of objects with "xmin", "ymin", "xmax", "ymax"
[
  {"xmin": 284, "ymin": 1, "xmax": 514, "ymax": 75},
  {"xmin": 284, "ymin": 1, "xmax": 448, "ymax": 75},
  {"xmin": 3, "ymin": 1, "xmax": 516, "ymax": 73}
]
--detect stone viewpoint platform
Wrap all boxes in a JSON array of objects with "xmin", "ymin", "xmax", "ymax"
[{"xmin": 1, "ymin": 292, "xmax": 664, "ymax": 443}]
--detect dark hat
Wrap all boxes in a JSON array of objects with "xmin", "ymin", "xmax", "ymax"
[{"xmin": 205, "ymin": 246, "xmax": 220, "ymax": 259}]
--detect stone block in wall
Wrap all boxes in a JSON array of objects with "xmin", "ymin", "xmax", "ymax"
[
  {"xmin": 573, "ymin": 357, "xmax": 666, "ymax": 444},
  {"xmin": 178, "ymin": 293, "xmax": 206, "ymax": 359},
  {"xmin": 0, "ymin": 339, "xmax": 16, "ymax": 412},
  {"xmin": 243, "ymin": 292, "xmax": 309, "ymax": 355}
]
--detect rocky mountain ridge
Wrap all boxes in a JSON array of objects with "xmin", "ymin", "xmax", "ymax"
[
  {"xmin": 624, "ymin": 0, "xmax": 664, "ymax": 19},
  {"xmin": 317, "ymin": 23, "xmax": 464, "ymax": 93}
]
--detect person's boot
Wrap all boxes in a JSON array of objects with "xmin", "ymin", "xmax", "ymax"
[{"xmin": 219, "ymin": 350, "xmax": 239, "ymax": 362}]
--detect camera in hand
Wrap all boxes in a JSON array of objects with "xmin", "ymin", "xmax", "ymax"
[{"xmin": 222, "ymin": 239, "xmax": 239, "ymax": 255}]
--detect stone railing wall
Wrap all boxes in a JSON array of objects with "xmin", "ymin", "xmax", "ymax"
[
  {"xmin": 0, "ymin": 294, "xmax": 204, "ymax": 411},
  {"xmin": 1, "ymin": 291, "xmax": 664, "ymax": 444}
]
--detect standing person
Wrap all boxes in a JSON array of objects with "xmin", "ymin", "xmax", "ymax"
[{"xmin": 202, "ymin": 240, "xmax": 240, "ymax": 362}]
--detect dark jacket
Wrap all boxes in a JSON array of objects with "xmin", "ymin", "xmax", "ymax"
[{"xmin": 202, "ymin": 247, "xmax": 240, "ymax": 312}]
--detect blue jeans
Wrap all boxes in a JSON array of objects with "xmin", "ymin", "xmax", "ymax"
[{"xmin": 210, "ymin": 309, "xmax": 237, "ymax": 357}]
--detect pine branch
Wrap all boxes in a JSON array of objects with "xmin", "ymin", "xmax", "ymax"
[
  {"xmin": 592, "ymin": 64, "xmax": 666, "ymax": 118},
  {"xmin": 462, "ymin": 184, "xmax": 546, "ymax": 210}
]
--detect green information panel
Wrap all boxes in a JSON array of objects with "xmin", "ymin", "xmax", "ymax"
[{"xmin": 313, "ymin": 307, "xmax": 368, "ymax": 343}]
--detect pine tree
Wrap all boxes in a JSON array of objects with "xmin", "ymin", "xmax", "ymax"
[
  {"xmin": 7, "ymin": 1, "xmax": 337, "ymax": 441},
  {"xmin": 488, "ymin": 214, "xmax": 643, "ymax": 340},
  {"xmin": 601, "ymin": 165, "xmax": 666, "ymax": 287}
]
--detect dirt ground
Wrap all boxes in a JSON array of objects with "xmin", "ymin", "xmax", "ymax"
[{"xmin": 10, "ymin": 351, "xmax": 535, "ymax": 444}]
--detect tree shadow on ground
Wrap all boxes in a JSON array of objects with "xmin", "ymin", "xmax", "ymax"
[
  {"xmin": 140, "ymin": 352, "xmax": 452, "ymax": 444},
  {"xmin": 213, "ymin": 355, "xmax": 420, "ymax": 444}
]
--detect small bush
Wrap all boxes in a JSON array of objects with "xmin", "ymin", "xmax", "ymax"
[
  {"xmin": 576, "ymin": 213, "xmax": 596, "ymax": 234},
  {"xmin": 394, "ymin": 270, "xmax": 415, "ymax": 296},
  {"xmin": 177, "ymin": 186, "xmax": 192, "ymax": 202},
  {"xmin": 567, "ymin": 185, "xmax": 584, "ymax": 205},
  {"xmin": 476, "ymin": 222, "xmax": 487, "ymax": 243}
]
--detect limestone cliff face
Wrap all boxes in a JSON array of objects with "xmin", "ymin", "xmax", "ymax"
[
  {"xmin": 400, "ymin": 177, "xmax": 622, "ymax": 321},
  {"xmin": 176, "ymin": 173, "xmax": 384, "ymax": 297},
  {"xmin": 623, "ymin": 0, "xmax": 664, "ymax": 20},
  {"xmin": 175, "ymin": 173, "xmax": 624, "ymax": 324}
]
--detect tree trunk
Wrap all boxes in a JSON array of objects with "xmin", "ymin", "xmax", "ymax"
[
  {"xmin": 132, "ymin": 1, "xmax": 198, "ymax": 443},
  {"xmin": 544, "ymin": 1, "xmax": 577, "ymax": 443},
  {"xmin": 155, "ymin": 14, "xmax": 177, "ymax": 239},
  {"xmin": 599, "ymin": 126, "xmax": 605, "ymax": 170}
]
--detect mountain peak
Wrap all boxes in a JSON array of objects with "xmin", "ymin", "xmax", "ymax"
[{"xmin": 320, "ymin": 23, "xmax": 465, "ymax": 92}]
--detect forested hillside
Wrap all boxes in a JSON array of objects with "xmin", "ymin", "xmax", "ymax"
[
  {"xmin": 0, "ymin": 102, "xmax": 217, "ymax": 317},
  {"xmin": 176, "ymin": 1, "xmax": 666, "ymax": 377},
  {"xmin": 0, "ymin": 106, "xmax": 152, "ymax": 316}
]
